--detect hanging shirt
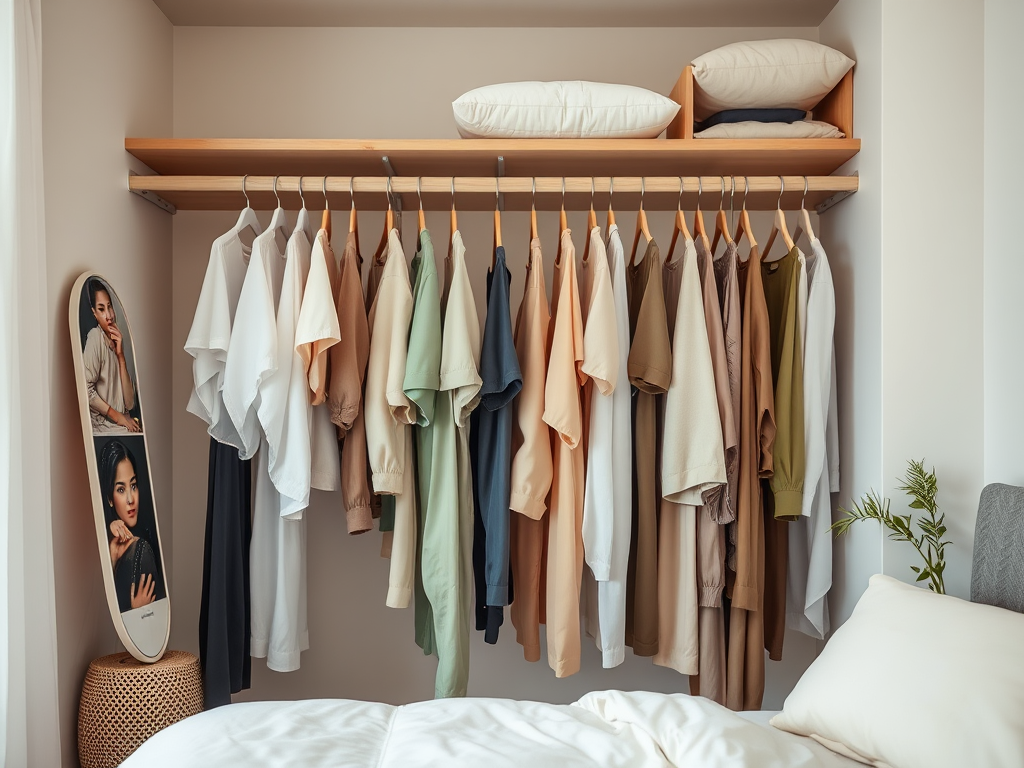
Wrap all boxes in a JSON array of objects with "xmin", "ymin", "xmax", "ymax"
[
  {"xmin": 364, "ymin": 229, "xmax": 416, "ymax": 609},
  {"xmin": 788, "ymin": 237, "xmax": 840, "ymax": 640},
  {"xmin": 655, "ymin": 238, "xmax": 726, "ymax": 676},
  {"xmin": 726, "ymin": 245, "xmax": 776, "ymax": 712},
  {"xmin": 689, "ymin": 236, "xmax": 735, "ymax": 707},
  {"xmin": 222, "ymin": 217, "xmax": 287, "ymax": 461},
  {"xmin": 329, "ymin": 231, "xmax": 373, "ymax": 534},
  {"xmin": 625, "ymin": 237, "xmax": 671, "ymax": 657},
  {"xmin": 582, "ymin": 223, "xmax": 633, "ymax": 669},
  {"xmin": 186, "ymin": 226, "xmax": 250, "ymax": 448},
  {"xmin": 714, "ymin": 242, "xmax": 743, "ymax": 571},
  {"xmin": 543, "ymin": 229, "xmax": 587, "ymax": 678},
  {"xmin": 257, "ymin": 211, "xmax": 316, "ymax": 519},
  {"xmin": 294, "ymin": 229, "xmax": 342, "ymax": 495},
  {"xmin": 509, "ymin": 238, "xmax": 552, "ymax": 664},
  {"xmin": 472, "ymin": 245, "xmax": 522, "ymax": 644},
  {"xmin": 761, "ymin": 245, "xmax": 806, "ymax": 662},
  {"xmin": 435, "ymin": 231, "xmax": 483, "ymax": 692}
]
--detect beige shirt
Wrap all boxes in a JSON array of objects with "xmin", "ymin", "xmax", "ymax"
[
  {"xmin": 510, "ymin": 238, "xmax": 553, "ymax": 663},
  {"xmin": 329, "ymin": 232, "xmax": 372, "ymax": 534},
  {"xmin": 364, "ymin": 229, "xmax": 417, "ymax": 608},
  {"xmin": 543, "ymin": 230, "xmax": 588, "ymax": 678}
]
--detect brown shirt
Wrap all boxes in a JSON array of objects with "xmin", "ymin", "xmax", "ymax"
[
  {"xmin": 329, "ymin": 232, "xmax": 372, "ymax": 534},
  {"xmin": 714, "ymin": 242, "xmax": 743, "ymax": 570},
  {"xmin": 625, "ymin": 238, "xmax": 671, "ymax": 657}
]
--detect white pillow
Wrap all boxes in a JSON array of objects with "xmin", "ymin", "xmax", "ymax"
[
  {"xmin": 694, "ymin": 120, "xmax": 844, "ymax": 139},
  {"xmin": 771, "ymin": 575, "xmax": 1024, "ymax": 768},
  {"xmin": 691, "ymin": 39, "xmax": 854, "ymax": 120},
  {"xmin": 452, "ymin": 81, "xmax": 680, "ymax": 139}
]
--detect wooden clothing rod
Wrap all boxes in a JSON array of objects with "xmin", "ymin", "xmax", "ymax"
[{"xmin": 128, "ymin": 174, "xmax": 859, "ymax": 215}]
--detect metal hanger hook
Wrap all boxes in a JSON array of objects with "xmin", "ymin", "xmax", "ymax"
[
  {"xmin": 273, "ymin": 175, "xmax": 282, "ymax": 208},
  {"xmin": 639, "ymin": 177, "xmax": 646, "ymax": 210},
  {"xmin": 297, "ymin": 176, "xmax": 306, "ymax": 209},
  {"xmin": 350, "ymin": 177, "xmax": 356, "ymax": 211},
  {"xmin": 496, "ymin": 178, "xmax": 500, "ymax": 210},
  {"xmin": 451, "ymin": 177, "xmax": 456, "ymax": 211},
  {"xmin": 531, "ymin": 177, "xmax": 537, "ymax": 211},
  {"xmin": 696, "ymin": 176, "xmax": 702, "ymax": 210},
  {"xmin": 678, "ymin": 176, "xmax": 685, "ymax": 212},
  {"xmin": 322, "ymin": 176, "xmax": 329, "ymax": 210},
  {"xmin": 386, "ymin": 176, "xmax": 393, "ymax": 211},
  {"xmin": 801, "ymin": 176, "xmax": 809, "ymax": 211},
  {"xmin": 608, "ymin": 177, "xmax": 614, "ymax": 210},
  {"xmin": 561, "ymin": 177, "xmax": 566, "ymax": 210},
  {"xmin": 719, "ymin": 176, "xmax": 726, "ymax": 211},
  {"xmin": 417, "ymin": 177, "xmax": 424, "ymax": 211},
  {"xmin": 591, "ymin": 177, "xmax": 596, "ymax": 211},
  {"xmin": 777, "ymin": 176, "xmax": 786, "ymax": 210},
  {"xmin": 741, "ymin": 176, "xmax": 749, "ymax": 210},
  {"xmin": 241, "ymin": 174, "xmax": 251, "ymax": 208}
]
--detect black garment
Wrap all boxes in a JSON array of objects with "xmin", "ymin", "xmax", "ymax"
[
  {"xmin": 695, "ymin": 108, "xmax": 807, "ymax": 132},
  {"xmin": 471, "ymin": 247, "xmax": 523, "ymax": 644},
  {"xmin": 198, "ymin": 437, "xmax": 252, "ymax": 709},
  {"xmin": 112, "ymin": 537, "xmax": 162, "ymax": 612}
]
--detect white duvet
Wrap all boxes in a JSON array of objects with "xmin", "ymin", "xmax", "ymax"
[{"xmin": 124, "ymin": 691, "xmax": 862, "ymax": 768}]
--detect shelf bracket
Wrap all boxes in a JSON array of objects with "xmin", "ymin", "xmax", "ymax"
[
  {"xmin": 128, "ymin": 171, "xmax": 176, "ymax": 214},
  {"xmin": 381, "ymin": 156, "xmax": 402, "ymax": 213},
  {"xmin": 815, "ymin": 171, "xmax": 858, "ymax": 214},
  {"xmin": 497, "ymin": 156, "xmax": 505, "ymax": 212}
]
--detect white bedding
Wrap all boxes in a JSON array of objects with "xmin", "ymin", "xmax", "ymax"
[{"xmin": 123, "ymin": 691, "xmax": 863, "ymax": 768}]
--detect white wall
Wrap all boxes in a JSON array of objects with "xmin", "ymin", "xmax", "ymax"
[
  {"xmin": 42, "ymin": 0, "xmax": 173, "ymax": 764},
  {"xmin": 170, "ymin": 25, "xmax": 822, "ymax": 712},
  {"xmin": 984, "ymin": 0, "xmax": 1024, "ymax": 487},
  {"xmin": 818, "ymin": 0, "xmax": 884, "ymax": 626}
]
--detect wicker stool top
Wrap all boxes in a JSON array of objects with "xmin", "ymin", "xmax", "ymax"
[{"xmin": 89, "ymin": 650, "xmax": 197, "ymax": 674}]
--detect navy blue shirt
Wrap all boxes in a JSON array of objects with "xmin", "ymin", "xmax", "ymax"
[{"xmin": 470, "ymin": 246, "xmax": 523, "ymax": 643}]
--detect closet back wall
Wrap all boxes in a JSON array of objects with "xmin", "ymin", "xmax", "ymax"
[{"xmin": 170, "ymin": 25, "xmax": 821, "ymax": 708}]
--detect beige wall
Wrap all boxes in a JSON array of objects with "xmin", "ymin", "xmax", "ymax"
[
  {"xmin": 170, "ymin": 25, "xmax": 822, "ymax": 711},
  {"xmin": 42, "ymin": 0, "xmax": 173, "ymax": 764}
]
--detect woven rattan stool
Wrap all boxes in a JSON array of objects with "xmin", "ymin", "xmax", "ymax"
[{"xmin": 78, "ymin": 650, "xmax": 203, "ymax": 768}]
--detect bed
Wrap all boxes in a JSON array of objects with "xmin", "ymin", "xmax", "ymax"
[{"xmin": 123, "ymin": 484, "xmax": 1024, "ymax": 768}]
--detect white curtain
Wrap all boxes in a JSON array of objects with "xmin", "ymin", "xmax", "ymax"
[{"xmin": 0, "ymin": 0, "xmax": 61, "ymax": 765}]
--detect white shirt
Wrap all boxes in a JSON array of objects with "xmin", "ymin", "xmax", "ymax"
[
  {"xmin": 583, "ymin": 224, "xmax": 633, "ymax": 669},
  {"xmin": 222, "ymin": 210, "xmax": 288, "ymax": 460},
  {"xmin": 654, "ymin": 239, "xmax": 726, "ymax": 676},
  {"xmin": 787, "ymin": 238, "xmax": 840, "ymax": 639},
  {"xmin": 295, "ymin": 228, "xmax": 342, "ymax": 493},
  {"xmin": 257, "ymin": 209, "xmax": 315, "ymax": 519},
  {"xmin": 185, "ymin": 224, "xmax": 251, "ymax": 448}
]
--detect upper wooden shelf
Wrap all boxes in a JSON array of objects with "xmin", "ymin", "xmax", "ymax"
[{"xmin": 125, "ymin": 137, "xmax": 861, "ymax": 178}]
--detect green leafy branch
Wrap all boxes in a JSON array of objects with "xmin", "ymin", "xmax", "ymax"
[{"xmin": 830, "ymin": 459, "xmax": 949, "ymax": 594}]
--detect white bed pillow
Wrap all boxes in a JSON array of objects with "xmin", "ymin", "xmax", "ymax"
[
  {"xmin": 694, "ymin": 120, "xmax": 844, "ymax": 139},
  {"xmin": 691, "ymin": 39, "xmax": 854, "ymax": 120},
  {"xmin": 771, "ymin": 574, "xmax": 1024, "ymax": 768},
  {"xmin": 452, "ymin": 81, "xmax": 680, "ymax": 139}
]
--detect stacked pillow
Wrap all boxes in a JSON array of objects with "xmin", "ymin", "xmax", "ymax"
[{"xmin": 691, "ymin": 39, "xmax": 854, "ymax": 138}]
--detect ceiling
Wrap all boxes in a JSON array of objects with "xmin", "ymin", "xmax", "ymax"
[{"xmin": 152, "ymin": 0, "xmax": 840, "ymax": 28}]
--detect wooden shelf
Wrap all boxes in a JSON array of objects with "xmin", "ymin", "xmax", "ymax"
[{"xmin": 125, "ymin": 138, "xmax": 861, "ymax": 179}]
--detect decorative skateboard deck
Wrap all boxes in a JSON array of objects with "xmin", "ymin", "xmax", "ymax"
[{"xmin": 70, "ymin": 273, "xmax": 169, "ymax": 663}]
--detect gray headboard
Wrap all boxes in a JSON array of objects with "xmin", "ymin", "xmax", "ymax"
[{"xmin": 971, "ymin": 483, "xmax": 1024, "ymax": 613}]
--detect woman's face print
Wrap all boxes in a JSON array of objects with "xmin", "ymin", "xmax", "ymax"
[
  {"xmin": 109, "ymin": 457, "xmax": 138, "ymax": 528},
  {"xmin": 91, "ymin": 288, "xmax": 116, "ymax": 337}
]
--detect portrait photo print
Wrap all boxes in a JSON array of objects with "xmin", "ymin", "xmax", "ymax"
[{"xmin": 78, "ymin": 276, "xmax": 143, "ymax": 435}]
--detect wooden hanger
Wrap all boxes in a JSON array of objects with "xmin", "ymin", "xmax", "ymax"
[
  {"xmin": 321, "ymin": 176, "xmax": 332, "ymax": 239},
  {"xmin": 692, "ymin": 176, "xmax": 710, "ymax": 253},
  {"xmin": 607, "ymin": 176, "xmax": 616, "ymax": 230},
  {"xmin": 555, "ymin": 177, "xmax": 568, "ymax": 264},
  {"xmin": 530, "ymin": 177, "xmax": 538, "ymax": 240},
  {"xmin": 630, "ymin": 177, "xmax": 652, "ymax": 267},
  {"xmin": 763, "ymin": 175, "xmax": 795, "ymax": 261},
  {"xmin": 666, "ymin": 176, "xmax": 693, "ymax": 266},
  {"xmin": 417, "ymin": 177, "xmax": 426, "ymax": 234},
  {"xmin": 349, "ymin": 176, "xmax": 360, "ymax": 256},
  {"xmin": 583, "ymin": 177, "xmax": 598, "ymax": 263},
  {"xmin": 733, "ymin": 176, "xmax": 758, "ymax": 252},
  {"xmin": 448, "ymin": 177, "xmax": 458, "ymax": 255},
  {"xmin": 492, "ymin": 179, "xmax": 502, "ymax": 268},
  {"xmin": 234, "ymin": 174, "xmax": 262, "ymax": 239},
  {"xmin": 793, "ymin": 176, "xmax": 817, "ymax": 247},
  {"xmin": 711, "ymin": 175, "xmax": 735, "ymax": 254},
  {"xmin": 373, "ymin": 177, "xmax": 394, "ymax": 265}
]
